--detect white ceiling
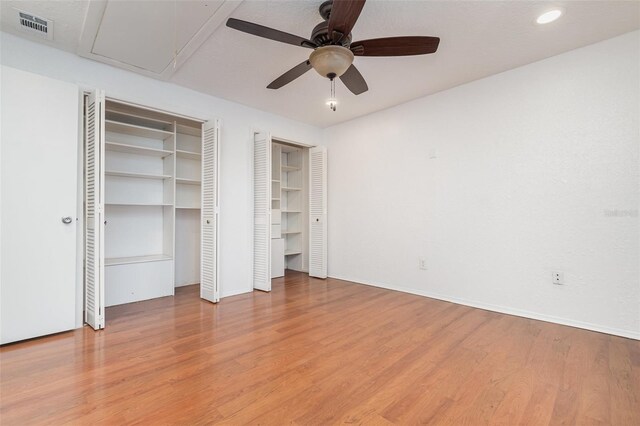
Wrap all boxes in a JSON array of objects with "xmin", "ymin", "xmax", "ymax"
[
  {"xmin": 91, "ymin": 1, "xmax": 226, "ymax": 74},
  {"xmin": 1, "ymin": 1, "xmax": 638, "ymax": 127}
]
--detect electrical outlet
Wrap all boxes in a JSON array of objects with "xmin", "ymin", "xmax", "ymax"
[
  {"xmin": 552, "ymin": 271, "xmax": 564, "ymax": 285},
  {"xmin": 419, "ymin": 257, "xmax": 427, "ymax": 270}
]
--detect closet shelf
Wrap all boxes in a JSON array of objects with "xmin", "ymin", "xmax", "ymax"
[
  {"xmin": 106, "ymin": 141, "xmax": 173, "ymax": 158},
  {"xmin": 105, "ymin": 108, "xmax": 174, "ymax": 130},
  {"xmin": 106, "ymin": 119, "xmax": 174, "ymax": 140},
  {"xmin": 106, "ymin": 170, "xmax": 172, "ymax": 180},
  {"xmin": 105, "ymin": 254, "xmax": 173, "ymax": 266},
  {"xmin": 272, "ymin": 198, "xmax": 280, "ymax": 201},
  {"xmin": 176, "ymin": 149, "xmax": 201, "ymax": 160},
  {"xmin": 281, "ymin": 230, "xmax": 302, "ymax": 235},
  {"xmin": 176, "ymin": 206, "xmax": 201, "ymax": 210},
  {"xmin": 106, "ymin": 202, "xmax": 173, "ymax": 207},
  {"xmin": 284, "ymin": 250, "xmax": 302, "ymax": 256},
  {"xmin": 272, "ymin": 179, "xmax": 280, "ymax": 183},
  {"xmin": 282, "ymin": 187, "xmax": 302, "ymax": 192},
  {"xmin": 282, "ymin": 210, "xmax": 302, "ymax": 213},
  {"xmin": 282, "ymin": 165, "xmax": 300, "ymax": 172},
  {"xmin": 176, "ymin": 178, "xmax": 202, "ymax": 185}
]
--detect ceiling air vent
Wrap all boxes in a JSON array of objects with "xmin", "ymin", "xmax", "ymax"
[{"xmin": 17, "ymin": 10, "xmax": 53, "ymax": 40}]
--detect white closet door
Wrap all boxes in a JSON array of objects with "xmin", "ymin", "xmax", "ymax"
[
  {"xmin": 85, "ymin": 90, "xmax": 106, "ymax": 330},
  {"xmin": 253, "ymin": 132, "xmax": 272, "ymax": 291},
  {"xmin": 0, "ymin": 67, "xmax": 80, "ymax": 344},
  {"xmin": 309, "ymin": 146, "xmax": 328, "ymax": 279},
  {"xmin": 201, "ymin": 120, "xmax": 220, "ymax": 303}
]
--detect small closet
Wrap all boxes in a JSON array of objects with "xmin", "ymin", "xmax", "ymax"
[
  {"xmin": 270, "ymin": 142, "xmax": 309, "ymax": 277},
  {"xmin": 253, "ymin": 133, "xmax": 327, "ymax": 292},
  {"xmin": 84, "ymin": 92, "xmax": 219, "ymax": 330}
]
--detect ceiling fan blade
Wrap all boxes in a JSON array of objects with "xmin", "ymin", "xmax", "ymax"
[
  {"xmin": 340, "ymin": 64, "xmax": 368, "ymax": 95},
  {"xmin": 327, "ymin": 0, "xmax": 366, "ymax": 43},
  {"xmin": 350, "ymin": 36, "xmax": 440, "ymax": 56},
  {"xmin": 226, "ymin": 18, "xmax": 316, "ymax": 49},
  {"xmin": 267, "ymin": 60, "xmax": 313, "ymax": 89}
]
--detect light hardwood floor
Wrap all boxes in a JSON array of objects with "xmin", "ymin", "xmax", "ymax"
[{"xmin": 1, "ymin": 271, "xmax": 638, "ymax": 424}]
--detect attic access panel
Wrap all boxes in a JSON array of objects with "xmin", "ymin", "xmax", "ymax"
[{"xmin": 80, "ymin": 0, "xmax": 240, "ymax": 79}]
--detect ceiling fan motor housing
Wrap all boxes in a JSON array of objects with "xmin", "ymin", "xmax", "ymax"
[{"xmin": 311, "ymin": 21, "xmax": 352, "ymax": 47}]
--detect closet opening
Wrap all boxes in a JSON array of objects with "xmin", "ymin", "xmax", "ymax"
[
  {"xmin": 271, "ymin": 141, "xmax": 309, "ymax": 280},
  {"xmin": 253, "ymin": 133, "xmax": 327, "ymax": 293},
  {"xmin": 83, "ymin": 93, "xmax": 219, "ymax": 330}
]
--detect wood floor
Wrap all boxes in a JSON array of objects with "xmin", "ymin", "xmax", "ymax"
[{"xmin": 1, "ymin": 272, "xmax": 638, "ymax": 425}]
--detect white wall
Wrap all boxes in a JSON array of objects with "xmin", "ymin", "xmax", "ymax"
[
  {"xmin": 0, "ymin": 32, "xmax": 322, "ymax": 301},
  {"xmin": 323, "ymin": 31, "xmax": 640, "ymax": 339}
]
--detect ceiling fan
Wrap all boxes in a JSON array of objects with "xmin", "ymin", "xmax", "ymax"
[{"xmin": 226, "ymin": 0, "xmax": 440, "ymax": 102}]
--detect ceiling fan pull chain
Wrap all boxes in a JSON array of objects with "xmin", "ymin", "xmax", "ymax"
[{"xmin": 329, "ymin": 78, "xmax": 337, "ymax": 112}]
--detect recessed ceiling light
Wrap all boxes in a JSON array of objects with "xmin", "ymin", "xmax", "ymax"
[{"xmin": 537, "ymin": 9, "xmax": 562, "ymax": 24}]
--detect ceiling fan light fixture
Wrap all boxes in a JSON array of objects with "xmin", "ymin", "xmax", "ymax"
[{"xmin": 309, "ymin": 45, "xmax": 354, "ymax": 79}]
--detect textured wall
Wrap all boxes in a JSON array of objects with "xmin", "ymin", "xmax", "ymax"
[{"xmin": 323, "ymin": 31, "xmax": 640, "ymax": 338}]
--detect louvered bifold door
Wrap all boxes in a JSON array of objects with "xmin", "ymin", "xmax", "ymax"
[
  {"xmin": 85, "ymin": 90, "xmax": 106, "ymax": 329},
  {"xmin": 201, "ymin": 120, "xmax": 220, "ymax": 303},
  {"xmin": 309, "ymin": 146, "xmax": 328, "ymax": 278},
  {"xmin": 253, "ymin": 132, "xmax": 271, "ymax": 291}
]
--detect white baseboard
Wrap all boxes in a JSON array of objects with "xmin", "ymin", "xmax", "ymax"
[{"xmin": 328, "ymin": 274, "xmax": 640, "ymax": 341}]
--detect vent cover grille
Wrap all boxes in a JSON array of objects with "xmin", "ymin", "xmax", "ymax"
[{"xmin": 17, "ymin": 11, "xmax": 53, "ymax": 40}]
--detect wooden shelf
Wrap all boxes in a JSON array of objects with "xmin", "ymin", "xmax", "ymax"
[
  {"xmin": 106, "ymin": 202, "xmax": 173, "ymax": 207},
  {"xmin": 282, "ymin": 187, "xmax": 302, "ymax": 192},
  {"xmin": 106, "ymin": 119, "xmax": 174, "ymax": 140},
  {"xmin": 282, "ymin": 210, "xmax": 302, "ymax": 213},
  {"xmin": 176, "ymin": 206, "xmax": 201, "ymax": 210},
  {"xmin": 106, "ymin": 141, "xmax": 173, "ymax": 158},
  {"xmin": 176, "ymin": 149, "xmax": 201, "ymax": 160},
  {"xmin": 284, "ymin": 250, "xmax": 302, "ymax": 256},
  {"xmin": 176, "ymin": 178, "xmax": 201, "ymax": 185},
  {"xmin": 105, "ymin": 254, "xmax": 172, "ymax": 266},
  {"xmin": 282, "ymin": 165, "xmax": 300, "ymax": 172},
  {"xmin": 281, "ymin": 230, "xmax": 302, "ymax": 235},
  {"xmin": 106, "ymin": 170, "xmax": 172, "ymax": 180},
  {"xmin": 272, "ymin": 179, "xmax": 280, "ymax": 183}
]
